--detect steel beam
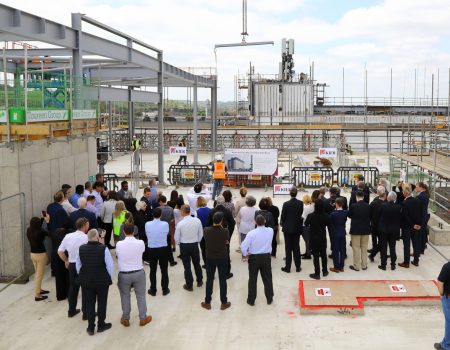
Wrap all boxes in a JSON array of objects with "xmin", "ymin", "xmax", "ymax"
[
  {"xmin": 82, "ymin": 86, "xmax": 160, "ymax": 103},
  {"xmin": 192, "ymin": 77, "xmax": 199, "ymax": 164},
  {"xmin": 157, "ymin": 51, "xmax": 165, "ymax": 184}
]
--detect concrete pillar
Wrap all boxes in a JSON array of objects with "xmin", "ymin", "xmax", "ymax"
[
  {"xmin": 108, "ymin": 100, "xmax": 113, "ymax": 159},
  {"xmin": 211, "ymin": 78, "xmax": 217, "ymax": 159},
  {"xmin": 192, "ymin": 77, "xmax": 199, "ymax": 164}
]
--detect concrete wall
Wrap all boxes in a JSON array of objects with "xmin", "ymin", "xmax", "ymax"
[{"xmin": 0, "ymin": 136, "xmax": 97, "ymax": 280}]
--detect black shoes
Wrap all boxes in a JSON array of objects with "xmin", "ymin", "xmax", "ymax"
[
  {"xmin": 391, "ymin": 265, "xmax": 396, "ymax": 271},
  {"xmin": 226, "ymin": 273, "xmax": 234, "ymax": 279},
  {"xmin": 68, "ymin": 309, "xmax": 81, "ymax": 318},
  {"xmin": 183, "ymin": 284, "xmax": 193, "ymax": 292},
  {"xmin": 82, "ymin": 313, "xmax": 88, "ymax": 321},
  {"xmin": 267, "ymin": 299, "xmax": 273, "ymax": 305},
  {"xmin": 147, "ymin": 290, "xmax": 157, "ymax": 296},
  {"xmin": 97, "ymin": 323, "xmax": 112, "ymax": 333},
  {"xmin": 309, "ymin": 274, "xmax": 320, "ymax": 280},
  {"xmin": 35, "ymin": 296, "xmax": 48, "ymax": 302},
  {"xmin": 378, "ymin": 265, "xmax": 386, "ymax": 271},
  {"xmin": 40, "ymin": 290, "xmax": 49, "ymax": 295},
  {"xmin": 86, "ymin": 328, "xmax": 94, "ymax": 336},
  {"xmin": 411, "ymin": 260, "xmax": 419, "ymax": 267},
  {"xmin": 281, "ymin": 267, "xmax": 290, "ymax": 273},
  {"xmin": 197, "ymin": 281, "xmax": 203, "ymax": 287},
  {"xmin": 323, "ymin": 271, "xmax": 329, "ymax": 277},
  {"xmin": 170, "ymin": 261, "xmax": 178, "ymax": 267},
  {"xmin": 202, "ymin": 265, "xmax": 206, "ymax": 269},
  {"xmin": 369, "ymin": 256, "xmax": 375, "ymax": 262},
  {"xmin": 349, "ymin": 265, "xmax": 360, "ymax": 272},
  {"xmin": 163, "ymin": 289, "xmax": 170, "ymax": 296},
  {"xmin": 301, "ymin": 254, "xmax": 312, "ymax": 260},
  {"xmin": 247, "ymin": 300, "xmax": 255, "ymax": 306},
  {"xmin": 296, "ymin": 267, "xmax": 302, "ymax": 273}
]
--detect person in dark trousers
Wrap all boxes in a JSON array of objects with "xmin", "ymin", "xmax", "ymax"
[
  {"xmin": 201, "ymin": 212, "xmax": 231, "ymax": 311},
  {"xmin": 175, "ymin": 205, "xmax": 203, "ymax": 291},
  {"xmin": 348, "ymin": 191, "xmax": 371, "ymax": 271},
  {"xmin": 398, "ymin": 184, "xmax": 422, "ymax": 268},
  {"xmin": 133, "ymin": 200, "xmax": 150, "ymax": 262},
  {"xmin": 145, "ymin": 208, "xmax": 170, "ymax": 296},
  {"xmin": 255, "ymin": 197, "xmax": 276, "ymax": 258},
  {"xmin": 435, "ymin": 261, "xmax": 450, "ymax": 350},
  {"xmin": 267, "ymin": 197, "xmax": 280, "ymax": 258},
  {"xmin": 304, "ymin": 200, "xmax": 331, "ymax": 279},
  {"xmin": 76, "ymin": 229, "xmax": 113, "ymax": 336},
  {"xmin": 241, "ymin": 215, "xmax": 274, "ymax": 306},
  {"xmin": 58, "ymin": 217, "xmax": 89, "ymax": 318},
  {"xmin": 140, "ymin": 187, "xmax": 154, "ymax": 221},
  {"xmin": 393, "ymin": 181, "xmax": 405, "ymax": 205},
  {"xmin": 280, "ymin": 187, "xmax": 304, "ymax": 273},
  {"xmin": 368, "ymin": 186, "xmax": 386, "ymax": 261},
  {"xmin": 416, "ymin": 182, "xmax": 430, "ymax": 254},
  {"xmin": 378, "ymin": 191, "xmax": 402, "ymax": 270},
  {"xmin": 329, "ymin": 198, "xmax": 348, "ymax": 273},
  {"xmin": 176, "ymin": 138, "xmax": 187, "ymax": 165},
  {"xmin": 51, "ymin": 218, "xmax": 72, "ymax": 301},
  {"xmin": 47, "ymin": 191, "xmax": 69, "ymax": 275},
  {"xmin": 205, "ymin": 199, "xmax": 235, "ymax": 279},
  {"xmin": 158, "ymin": 195, "xmax": 177, "ymax": 267},
  {"xmin": 196, "ymin": 196, "xmax": 212, "ymax": 268}
]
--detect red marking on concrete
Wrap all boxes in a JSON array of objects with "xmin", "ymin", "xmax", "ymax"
[{"xmin": 299, "ymin": 280, "xmax": 441, "ymax": 312}]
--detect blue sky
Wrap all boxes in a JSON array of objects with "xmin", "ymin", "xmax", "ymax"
[{"xmin": 4, "ymin": 0, "xmax": 450, "ymax": 102}]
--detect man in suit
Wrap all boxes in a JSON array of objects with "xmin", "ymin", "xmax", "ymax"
[
  {"xmin": 378, "ymin": 191, "xmax": 402, "ymax": 270},
  {"xmin": 329, "ymin": 198, "xmax": 348, "ymax": 273},
  {"xmin": 70, "ymin": 197, "xmax": 98, "ymax": 231},
  {"xmin": 416, "ymin": 182, "xmax": 430, "ymax": 254},
  {"xmin": 76, "ymin": 229, "xmax": 113, "ymax": 335},
  {"xmin": 140, "ymin": 187, "xmax": 154, "ymax": 221},
  {"xmin": 280, "ymin": 187, "xmax": 304, "ymax": 273},
  {"xmin": 348, "ymin": 191, "xmax": 371, "ymax": 271},
  {"xmin": 349, "ymin": 180, "xmax": 370, "ymax": 207},
  {"xmin": 324, "ymin": 186, "xmax": 348, "ymax": 215},
  {"xmin": 368, "ymin": 186, "xmax": 386, "ymax": 261},
  {"xmin": 398, "ymin": 184, "xmax": 422, "ymax": 268}
]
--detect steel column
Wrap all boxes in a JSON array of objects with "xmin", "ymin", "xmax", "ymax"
[
  {"xmin": 192, "ymin": 76, "xmax": 199, "ymax": 164},
  {"xmin": 71, "ymin": 13, "xmax": 83, "ymax": 109},
  {"xmin": 157, "ymin": 51, "xmax": 165, "ymax": 184}
]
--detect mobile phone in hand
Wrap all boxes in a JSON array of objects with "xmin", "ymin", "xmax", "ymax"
[{"xmin": 42, "ymin": 210, "xmax": 47, "ymax": 217}]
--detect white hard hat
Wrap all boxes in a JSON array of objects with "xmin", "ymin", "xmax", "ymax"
[{"xmin": 215, "ymin": 155, "xmax": 222, "ymax": 161}]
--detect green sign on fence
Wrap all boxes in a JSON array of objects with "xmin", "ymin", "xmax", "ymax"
[{"xmin": 27, "ymin": 109, "xmax": 69, "ymax": 122}]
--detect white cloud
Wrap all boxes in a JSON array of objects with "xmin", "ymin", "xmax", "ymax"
[{"xmin": 2, "ymin": 0, "xmax": 450, "ymax": 102}]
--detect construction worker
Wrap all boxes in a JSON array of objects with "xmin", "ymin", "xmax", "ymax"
[
  {"xmin": 131, "ymin": 136, "xmax": 142, "ymax": 151},
  {"xmin": 212, "ymin": 155, "xmax": 227, "ymax": 201}
]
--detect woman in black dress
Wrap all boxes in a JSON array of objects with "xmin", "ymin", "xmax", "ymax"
[{"xmin": 51, "ymin": 218, "xmax": 72, "ymax": 301}]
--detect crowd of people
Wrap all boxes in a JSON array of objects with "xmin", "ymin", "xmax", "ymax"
[{"xmin": 26, "ymin": 173, "xmax": 434, "ymax": 336}]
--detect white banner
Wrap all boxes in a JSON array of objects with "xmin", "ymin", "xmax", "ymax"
[
  {"xmin": 318, "ymin": 147, "xmax": 338, "ymax": 158},
  {"xmin": 0, "ymin": 109, "xmax": 6, "ymax": 123},
  {"xmin": 169, "ymin": 146, "xmax": 187, "ymax": 156},
  {"xmin": 273, "ymin": 183, "xmax": 294, "ymax": 196},
  {"xmin": 72, "ymin": 109, "xmax": 97, "ymax": 120},
  {"xmin": 27, "ymin": 109, "xmax": 69, "ymax": 122},
  {"xmin": 224, "ymin": 148, "xmax": 278, "ymax": 175}
]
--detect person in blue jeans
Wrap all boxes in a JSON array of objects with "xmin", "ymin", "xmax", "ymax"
[
  {"xmin": 329, "ymin": 198, "xmax": 348, "ymax": 273},
  {"xmin": 435, "ymin": 261, "xmax": 450, "ymax": 350}
]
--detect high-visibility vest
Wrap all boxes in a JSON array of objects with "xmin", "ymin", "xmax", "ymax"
[
  {"xmin": 132, "ymin": 139, "xmax": 141, "ymax": 151},
  {"xmin": 213, "ymin": 161, "xmax": 226, "ymax": 179},
  {"xmin": 113, "ymin": 211, "xmax": 126, "ymax": 236}
]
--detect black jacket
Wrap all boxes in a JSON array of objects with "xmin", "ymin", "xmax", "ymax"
[
  {"xmin": 78, "ymin": 241, "xmax": 112, "ymax": 288},
  {"xmin": 304, "ymin": 212, "xmax": 330, "ymax": 249},
  {"xmin": 206, "ymin": 205, "xmax": 236, "ymax": 235},
  {"xmin": 378, "ymin": 201, "xmax": 402, "ymax": 236},
  {"xmin": 255, "ymin": 210, "xmax": 275, "ymax": 232},
  {"xmin": 348, "ymin": 201, "xmax": 371, "ymax": 234},
  {"xmin": 280, "ymin": 197, "xmax": 304, "ymax": 234},
  {"xmin": 133, "ymin": 210, "xmax": 148, "ymax": 243},
  {"xmin": 401, "ymin": 196, "xmax": 422, "ymax": 230},
  {"xmin": 324, "ymin": 195, "xmax": 348, "ymax": 215},
  {"xmin": 70, "ymin": 209, "xmax": 98, "ymax": 231},
  {"xmin": 369, "ymin": 197, "xmax": 385, "ymax": 235}
]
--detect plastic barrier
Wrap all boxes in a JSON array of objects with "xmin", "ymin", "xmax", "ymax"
[
  {"xmin": 336, "ymin": 167, "xmax": 379, "ymax": 187},
  {"xmin": 168, "ymin": 165, "xmax": 211, "ymax": 186},
  {"xmin": 292, "ymin": 167, "xmax": 334, "ymax": 188}
]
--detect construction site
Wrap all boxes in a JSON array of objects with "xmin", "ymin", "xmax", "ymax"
[{"xmin": 0, "ymin": 1, "xmax": 450, "ymax": 349}]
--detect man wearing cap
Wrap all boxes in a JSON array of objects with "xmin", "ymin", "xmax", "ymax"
[{"xmin": 212, "ymin": 155, "xmax": 227, "ymax": 201}]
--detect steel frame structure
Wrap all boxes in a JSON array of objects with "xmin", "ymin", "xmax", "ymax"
[{"xmin": 0, "ymin": 4, "xmax": 217, "ymax": 183}]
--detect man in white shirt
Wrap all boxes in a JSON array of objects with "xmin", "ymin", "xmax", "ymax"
[
  {"xmin": 241, "ymin": 215, "xmax": 274, "ymax": 306},
  {"xmin": 186, "ymin": 183, "xmax": 211, "ymax": 216},
  {"xmin": 58, "ymin": 217, "xmax": 89, "ymax": 318},
  {"xmin": 175, "ymin": 205, "xmax": 203, "ymax": 291},
  {"xmin": 116, "ymin": 223, "xmax": 152, "ymax": 328},
  {"xmin": 92, "ymin": 182, "xmax": 104, "ymax": 218},
  {"xmin": 62, "ymin": 187, "xmax": 77, "ymax": 215}
]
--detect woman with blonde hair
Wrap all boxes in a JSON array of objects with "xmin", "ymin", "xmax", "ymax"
[
  {"xmin": 301, "ymin": 194, "xmax": 314, "ymax": 259},
  {"xmin": 112, "ymin": 200, "xmax": 127, "ymax": 242}
]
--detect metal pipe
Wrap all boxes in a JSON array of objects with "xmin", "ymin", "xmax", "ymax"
[
  {"xmin": 192, "ymin": 76, "xmax": 198, "ymax": 164},
  {"xmin": 3, "ymin": 48, "xmax": 10, "ymax": 144},
  {"xmin": 24, "ymin": 46, "xmax": 28, "ymax": 141},
  {"xmin": 157, "ymin": 51, "xmax": 165, "ymax": 184},
  {"xmin": 214, "ymin": 41, "xmax": 274, "ymax": 49}
]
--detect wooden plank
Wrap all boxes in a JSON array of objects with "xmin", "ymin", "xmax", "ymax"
[{"xmin": 0, "ymin": 124, "xmax": 50, "ymax": 136}]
